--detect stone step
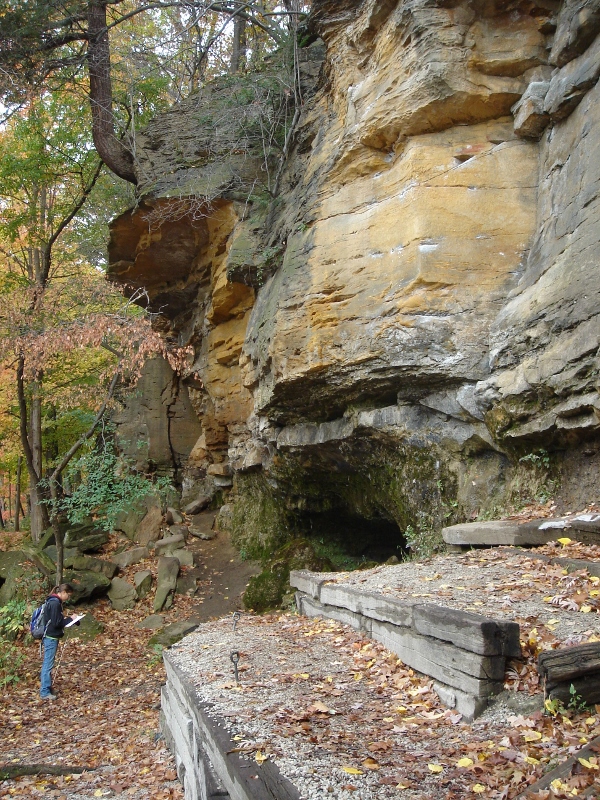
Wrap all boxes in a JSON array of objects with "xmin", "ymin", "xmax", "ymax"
[{"xmin": 442, "ymin": 519, "xmax": 563, "ymax": 547}]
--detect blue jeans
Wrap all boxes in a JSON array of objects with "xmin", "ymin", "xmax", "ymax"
[{"xmin": 40, "ymin": 637, "xmax": 59, "ymax": 697}]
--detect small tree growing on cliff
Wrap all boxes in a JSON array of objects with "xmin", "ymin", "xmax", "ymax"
[{"xmin": 0, "ymin": 0, "xmax": 309, "ymax": 184}]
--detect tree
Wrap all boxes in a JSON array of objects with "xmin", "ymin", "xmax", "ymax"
[
  {"xmin": 0, "ymin": 88, "xmax": 189, "ymax": 580},
  {"xmin": 0, "ymin": 0, "xmax": 307, "ymax": 182}
]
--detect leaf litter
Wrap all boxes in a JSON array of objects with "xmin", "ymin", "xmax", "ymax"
[{"xmin": 169, "ymin": 538, "xmax": 600, "ymax": 799}]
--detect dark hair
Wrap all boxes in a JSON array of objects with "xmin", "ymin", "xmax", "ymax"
[{"xmin": 53, "ymin": 583, "xmax": 74, "ymax": 594}]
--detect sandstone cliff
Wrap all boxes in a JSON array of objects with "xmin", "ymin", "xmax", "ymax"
[{"xmin": 108, "ymin": 0, "xmax": 600, "ymax": 559}]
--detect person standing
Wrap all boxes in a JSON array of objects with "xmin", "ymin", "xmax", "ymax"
[{"xmin": 40, "ymin": 583, "xmax": 79, "ymax": 700}]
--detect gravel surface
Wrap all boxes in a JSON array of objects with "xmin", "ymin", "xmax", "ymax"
[
  {"xmin": 325, "ymin": 544, "xmax": 600, "ymax": 644},
  {"xmin": 168, "ymin": 544, "xmax": 600, "ymax": 799}
]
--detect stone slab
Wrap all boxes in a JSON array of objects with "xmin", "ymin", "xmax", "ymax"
[
  {"xmin": 413, "ymin": 604, "xmax": 521, "ymax": 657},
  {"xmin": 319, "ymin": 583, "xmax": 414, "ymax": 627},
  {"xmin": 370, "ymin": 619, "xmax": 504, "ymax": 697},
  {"xmin": 442, "ymin": 520, "xmax": 562, "ymax": 546},
  {"xmin": 432, "ymin": 682, "xmax": 491, "ymax": 722},
  {"xmin": 163, "ymin": 655, "xmax": 301, "ymax": 800},
  {"xmin": 289, "ymin": 570, "xmax": 329, "ymax": 600},
  {"xmin": 295, "ymin": 593, "xmax": 372, "ymax": 636}
]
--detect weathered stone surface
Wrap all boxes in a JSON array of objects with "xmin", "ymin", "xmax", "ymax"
[
  {"xmin": 289, "ymin": 570, "xmax": 330, "ymax": 600},
  {"xmin": 134, "ymin": 505, "xmax": 164, "ymax": 547},
  {"xmin": 112, "ymin": 546, "xmax": 149, "ymax": 569},
  {"xmin": 65, "ymin": 554, "xmax": 118, "ymax": 579},
  {"xmin": 108, "ymin": 0, "xmax": 600, "ymax": 550},
  {"xmin": 175, "ymin": 572, "xmax": 197, "ymax": 595},
  {"xmin": 63, "ymin": 527, "xmax": 109, "ymax": 552},
  {"xmin": 544, "ymin": 32, "xmax": 600, "ymax": 120},
  {"xmin": 136, "ymin": 614, "xmax": 165, "ymax": 630},
  {"xmin": 165, "ymin": 507, "xmax": 183, "ymax": 526},
  {"xmin": 153, "ymin": 533, "xmax": 185, "ymax": 554},
  {"xmin": 188, "ymin": 515, "xmax": 217, "ymax": 540},
  {"xmin": 113, "ymin": 501, "xmax": 148, "ymax": 540},
  {"xmin": 442, "ymin": 520, "xmax": 561, "ymax": 547},
  {"xmin": 319, "ymin": 583, "xmax": 414, "ymax": 628},
  {"xmin": 549, "ymin": 0, "xmax": 600, "ymax": 67},
  {"xmin": 154, "ymin": 557, "xmax": 180, "ymax": 611},
  {"xmin": 134, "ymin": 570, "xmax": 153, "ymax": 599},
  {"xmin": 172, "ymin": 549, "xmax": 195, "ymax": 568},
  {"xmin": 148, "ymin": 619, "xmax": 199, "ymax": 648},
  {"xmin": 183, "ymin": 497, "xmax": 211, "ymax": 516},
  {"xmin": 64, "ymin": 613, "xmax": 105, "ymax": 641},
  {"xmin": 513, "ymin": 81, "xmax": 550, "ymax": 139},
  {"xmin": 64, "ymin": 570, "xmax": 111, "ymax": 603},
  {"xmin": 413, "ymin": 605, "xmax": 521, "ymax": 657},
  {"xmin": 111, "ymin": 357, "xmax": 203, "ymax": 475},
  {"xmin": 108, "ymin": 577, "xmax": 138, "ymax": 610}
]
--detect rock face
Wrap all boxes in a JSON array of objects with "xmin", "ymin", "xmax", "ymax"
[{"xmin": 108, "ymin": 0, "xmax": 600, "ymax": 556}]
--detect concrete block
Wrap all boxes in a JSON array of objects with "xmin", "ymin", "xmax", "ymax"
[
  {"xmin": 320, "ymin": 584, "xmax": 413, "ymax": 627},
  {"xmin": 442, "ymin": 519, "xmax": 560, "ymax": 546},
  {"xmin": 433, "ymin": 682, "xmax": 493, "ymax": 721},
  {"xmin": 370, "ymin": 620, "xmax": 504, "ymax": 696},
  {"xmin": 295, "ymin": 593, "xmax": 372, "ymax": 636},
  {"xmin": 414, "ymin": 604, "xmax": 521, "ymax": 657},
  {"xmin": 289, "ymin": 570, "xmax": 329, "ymax": 600}
]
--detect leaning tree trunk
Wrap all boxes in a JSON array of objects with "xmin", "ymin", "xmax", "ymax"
[
  {"xmin": 230, "ymin": 13, "xmax": 247, "ymax": 73},
  {"xmin": 87, "ymin": 0, "xmax": 137, "ymax": 184}
]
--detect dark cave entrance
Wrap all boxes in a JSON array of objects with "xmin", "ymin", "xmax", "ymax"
[{"xmin": 300, "ymin": 508, "xmax": 407, "ymax": 570}]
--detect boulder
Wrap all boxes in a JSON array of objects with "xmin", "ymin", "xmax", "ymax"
[
  {"xmin": 64, "ymin": 554, "xmax": 118, "ymax": 579},
  {"xmin": 64, "ymin": 527, "xmax": 109, "ymax": 553},
  {"xmin": 173, "ymin": 549, "xmax": 194, "ymax": 567},
  {"xmin": 112, "ymin": 547, "xmax": 149, "ymax": 569},
  {"xmin": 134, "ymin": 505, "xmax": 164, "ymax": 547},
  {"xmin": 20, "ymin": 542, "xmax": 56, "ymax": 578},
  {"xmin": 183, "ymin": 496, "xmax": 211, "ymax": 515},
  {"xmin": 148, "ymin": 618, "xmax": 200, "ymax": 648},
  {"xmin": 176, "ymin": 572, "xmax": 197, "ymax": 595},
  {"xmin": 168, "ymin": 524, "xmax": 189, "ymax": 539},
  {"xmin": 113, "ymin": 501, "xmax": 148, "ymax": 540},
  {"xmin": 134, "ymin": 570, "xmax": 153, "ymax": 599},
  {"xmin": 0, "ymin": 550, "xmax": 27, "ymax": 580},
  {"xmin": 64, "ymin": 613, "xmax": 104, "ymax": 641},
  {"xmin": 188, "ymin": 512, "xmax": 217, "ymax": 540},
  {"xmin": 0, "ymin": 558, "xmax": 47, "ymax": 604},
  {"xmin": 136, "ymin": 614, "xmax": 165, "ymax": 630},
  {"xmin": 165, "ymin": 507, "xmax": 183, "ymax": 525},
  {"xmin": 108, "ymin": 577, "xmax": 138, "ymax": 610},
  {"xmin": 153, "ymin": 533, "xmax": 185, "ymax": 555},
  {"xmin": 44, "ymin": 546, "xmax": 80, "ymax": 564},
  {"xmin": 64, "ymin": 570, "xmax": 111, "ymax": 602},
  {"xmin": 154, "ymin": 557, "xmax": 180, "ymax": 612}
]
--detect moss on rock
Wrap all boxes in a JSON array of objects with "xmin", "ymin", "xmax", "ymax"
[{"xmin": 243, "ymin": 538, "xmax": 333, "ymax": 613}]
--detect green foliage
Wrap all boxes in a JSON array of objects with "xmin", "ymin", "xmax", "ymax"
[
  {"xmin": 0, "ymin": 599, "xmax": 27, "ymax": 686},
  {"xmin": 0, "ymin": 641, "xmax": 25, "ymax": 687},
  {"xmin": 0, "ymin": 599, "xmax": 27, "ymax": 640},
  {"xmin": 146, "ymin": 643, "xmax": 164, "ymax": 668},
  {"xmin": 519, "ymin": 448, "xmax": 551, "ymax": 470},
  {"xmin": 568, "ymin": 684, "xmax": 589, "ymax": 712},
  {"xmin": 56, "ymin": 437, "xmax": 172, "ymax": 531}
]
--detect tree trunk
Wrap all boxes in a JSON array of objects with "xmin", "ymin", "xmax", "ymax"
[
  {"xmin": 15, "ymin": 456, "xmax": 22, "ymax": 532},
  {"xmin": 87, "ymin": 0, "xmax": 137, "ymax": 184},
  {"xmin": 230, "ymin": 12, "xmax": 247, "ymax": 73},
  {"xmin": 29, "ymin": 381, "xmax": 49, "ymax": 542},
  {"xmin": 16, "ymin": 362, "xmax": 50, "ymax": 543}
]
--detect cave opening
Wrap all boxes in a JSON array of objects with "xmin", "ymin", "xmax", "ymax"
[{"xmin": 300, "ymin": 508, "xmax": 407, "ymax": 570}]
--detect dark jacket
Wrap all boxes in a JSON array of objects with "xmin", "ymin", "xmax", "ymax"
[{"xmin": 44, "ymin": 595, "xmax": 73, "ymax": 639}]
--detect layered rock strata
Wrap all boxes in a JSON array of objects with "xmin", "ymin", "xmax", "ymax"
[{"xmin": 108, "ymin": 0, "xmax": 600, "ymax": 553}]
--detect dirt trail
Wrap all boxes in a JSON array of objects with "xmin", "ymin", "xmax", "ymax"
[{"xmin": 0, "ymin": 515, "xmax": 261, "ymax": 799}]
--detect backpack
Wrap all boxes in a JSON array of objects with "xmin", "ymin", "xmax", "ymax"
[{"xmin": 30, "ymin": 601, "xmax": 49, "ymax": 640}]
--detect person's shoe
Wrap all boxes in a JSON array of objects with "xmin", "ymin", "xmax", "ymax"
[{"xmin": 41, "ymin": 693, "xmax": 57, "ymax": 700}]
